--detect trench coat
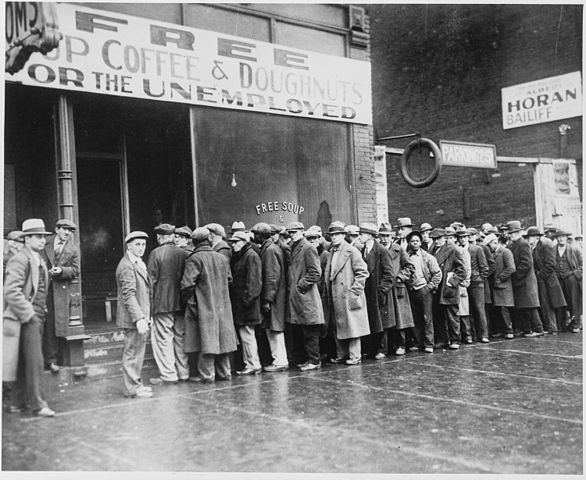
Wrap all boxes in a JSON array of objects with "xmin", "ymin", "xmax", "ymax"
[
  {"xmin": 363, "ymin": 241, "xmax": 393, "ymax": 332},
  {"xmin": 507, "ymin": 237, "xmax": 539, "ymax": 308},
  {"xmin": 115, "ymin": 254, "xmax": 153, "ymax": 329},
  {"xmin": 323, "ymin": 241, "xmax": 370, "ymax": 340},
  {"xmin": 230, "ymin": 243, "xmax": 262, "ymax": 326},
  {"xmin": 387, "ymin": 243, "xmax": 415, "ymax": 329},
  {"xmin": 259, "ymin": 238, "xmax": 287, "ymax": 332},
  {"xmin": 431, "ymin": 243, "xmax": 467, "ymax": 305},
  {"xmin": 491, "ymin": 245, "xmax": 516, "ymax": 307},
  {"xmin": 457, "ymin": 247, "xmax": 471, "ymax": 316},
  {"xmin": 181, "ymin": 244, "xmax": 238, "ymax": 354},
  {"xmin": 147, "ymin": 242, "xmax": 188, "ymax": 314},
  {"xmin": 481, "ymin": 243, "xmax": 496, "ymax": 304},
  {"xmin": 287, "ymin": 237, "xmax": 324, "ymax": 326},
  {"xmin": 44, "ymin": 238, "xmax": 80, "ymax": 337},
  {"xmin": 533, "ymin": 237, "xmax": 566, "ymax": 309}
]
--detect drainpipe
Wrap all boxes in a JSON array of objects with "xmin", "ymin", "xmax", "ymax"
[{"xmin": 559, "ymin": 124, "xmax": 571, "ymax": 158}]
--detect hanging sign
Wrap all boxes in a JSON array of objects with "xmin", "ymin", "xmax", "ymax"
[
  {"xmin": 501, "ymin": 71, "xmax": 582, "ymax": 130},
  {"xmin": 5, "ymin": 3, "xmax": 373, "ymax": 124},
  {"xmin": 439, "ymin": 140, "xmax": 496, "ymax": 169}
]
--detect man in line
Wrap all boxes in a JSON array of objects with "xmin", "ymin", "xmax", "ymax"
[
  {"xmin": 4, "ymin": 219, "xmax": 56, "ymax": 416},
  {"xmin": 554, "ymin": 229, "xmax": 582, "ymax": 333},
  {"xmin": 286, "ymin": 222, "xmax": 325, "ymax": 371},
  {"xmin": 420, "ymin": 223, "xmax": 433, "ymax": 251},
  {"xmin": 378, "ymin": 223, "xmax": 394, "ymax": 250},
  {"xmin": 148, "ymin": 224, "xmax": 190, "ymax": 385},
  {"xmin": 174, "ymin": 226, "xmax": 194, "ymax": 253},
  {"xmin": 116, "ymin": 231, "xmax": 153, "ymax": 398},
  {"xmin": 506, "ymin": 221, "xmax": 544, "ymax": 337},
  {"xmin": 182, "ymin": 228, "xmax": 238, "ymax": 382},
  {"xmin": 323, "ymin": 221, "xmax": 370, "ymax": 365},
  {"xmin": 205, "ymin": 223, "xmax": 231, "ymax": 260},
  {"xmin": 3, "ymin": 230, "xmax": 24, "ymax": 271},
  {"xmin": 396, "ymin": 217, "xmax": 414, "ymax": 250},
  {"xmin": 229, "ymin": 231, "xmax": 263, "ymax": 375}
]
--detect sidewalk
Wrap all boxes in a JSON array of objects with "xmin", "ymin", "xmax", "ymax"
[{"xmin": 2, "ymin": 333, "xmax": 582, "ymax": 473}]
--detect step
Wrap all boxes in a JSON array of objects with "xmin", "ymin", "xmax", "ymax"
[{"xmin": 83, "ymin": 329, "xmax": 152, "ymax": 365}]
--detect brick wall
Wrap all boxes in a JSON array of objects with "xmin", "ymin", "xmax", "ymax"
[{"xmin": 370, "ymin": 4, "xmax": 583, "ymax": 227}]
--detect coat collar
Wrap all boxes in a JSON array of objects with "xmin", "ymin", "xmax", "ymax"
[{"xmin": 330, "ymin": 241, "xmax": 352, "ymax": 280}]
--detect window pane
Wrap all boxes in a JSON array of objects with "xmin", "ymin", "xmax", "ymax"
[{"xmin": 275, "ymin": 22, "xmax": 346, "ymax": 56}]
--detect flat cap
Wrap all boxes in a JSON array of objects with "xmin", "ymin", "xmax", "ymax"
[
  {"xmin": 429, "ymin": 228, "xmax": 446, "ymax": 239},
  {"xmin": 467, "ymin": 228, "xmax": 478, "ymax": 236},
  {"xmin": 191, "ymin": 227, "xmax": 210, "ymax": 242},
  {"xmin": 344, "ymin": 224, "xmax": 359, "ymax": 236},
  {"xmin": 482, "ymin": 233, "xmax": 498, "ymax": 246},
  {"xmin": 286, "ymin": 221, "xmax": 305, "ymax": 232},
  {"xmin": 6, "ymin": 230, "xmax": 24, "ymax": 242},
  {"xmin": 174, "ymin": 226, "xmax": 192, "ymax": 237},
  {"xmin": 154, "ymin": 223, "xmax": 175, "ymax": 235},
  {"xmin": 205, "ymin": 223, "xmax": 226, "ymax": 237},
  {"xmin": 252, "ymin": 222, "xmax": 272, "ymax": 235},
  {"xmin": 125, "ymin": 231, "xmax": 149, "ymax": 243},
  {"xmin": 359, "ymin": 222, "xmax": 379, "ymax": 236},
  {"xmin": 420, "ymin": 222, "xmax": 432, "ymax": 232},
  {"xmin": 444, "ymin": 226, "xmax": 456, "ymax": 236},
  {"xmin": 228, "ymin": 231, "xmax": 250, "ymax": 242},
  {"xmin": 56, "ymin": 218, "xmax": 77, "ymax": 230},
  {"xmin": 305, "ymin": 225, "xmax": 323, "ymax": 238},
  {"xmin": 455, "ymin": 228, "xmax": 469, "ymax": 237},
  {"xmin": 269, "ymin": 224, "xmax": 282, "ymax": 234},
  {"xmin": 231, "ymin": 221, "xmax": 246, "ymax": 232}
]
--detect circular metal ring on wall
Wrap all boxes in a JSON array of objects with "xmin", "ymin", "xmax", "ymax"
[{"xmin": 400, "ymin": 138, "xmax": 442, "ymax": 188}]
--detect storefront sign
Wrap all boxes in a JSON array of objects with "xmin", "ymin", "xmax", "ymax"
[
  {"xmin": 6, "ymin": 3, "xmax": 372, "ymax": 124},
  {"xmin": 439, "ymin": 140, "xmax": 497, "ymax": 169},
  {"xmin": 501, "ymin": 72, "xmax": 582, "ymax": 130},
  {"xmin": 255, "ymin": 201, "xmax": 304, "ymax": 216}
]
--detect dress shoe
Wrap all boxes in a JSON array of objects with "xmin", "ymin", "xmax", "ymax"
[
  {"xmin": 481, "ymin": 337, "xmax": 489, "ymax": 343},
  {"xmin": 424, "ymin": 347, "xmax": 434, "ymax": 354},
  {"xmin": 374, "ymin": 352, "xmax": 387, "ymax": 360},
  {"xmin": 345, "ymin": 357, "xmax": 361, "ymax": 365},
  {"xmin": 49, "ymin": 363, "xmax": 60, "ymax": 374},
  {"xmin": 188, "ymin": 376, "xmax": 214, "ymax": 383},
  {"xmin": 329, "ymin": 357, "xmax": 347, "ymax": 364},
  {"xmin": 35, "ymin": 407, "xmax": 55, "ymax": 417},
  {"xmin": 504, "ymin": 333, "xmax": 514, "ymax": 339},
  {"xmin": 263, "ymin": 364, "xmax": 289, "ymax": 372},
  {"xmin": 448, "ymin": 343, "xmax": 460, "ymax": 350},
  {"xmin": 299, "ymin": 362, "xmax": 321, "ymax": 371},
  {"xmin": 395, "ymin": 347, "xmax": 406, "ymax": 356},
  {"xmin": 296, "ymin": 361, "xmax": 310, "ymax": 369},
  {"xmin": 149, "ymin": 377, "xmax": 178, "ymax": 385},
  {"xmin": 236, "ymin": 367, "xmax": 262, "ymax": 375}
]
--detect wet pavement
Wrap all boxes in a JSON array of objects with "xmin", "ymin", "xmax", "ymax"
[{"xmin": 2, "ymin": 333, "xmax": 582, "ymax": 474}]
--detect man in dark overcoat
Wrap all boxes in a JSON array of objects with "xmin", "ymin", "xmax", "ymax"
[
  {"xmin": 254, "ymin": 223, "xmax": 288, "ymax": 372},
  {"xmin": 116, "ymin": 231, "xmax": 153, "ymax": 398},
  {"xmin": 525, "ymin": 227, "xmax": 566, "ymax": 334},
  {"xmin": 181, "ymin": 228, "xmax": 238, "ymax": 382},
  {"xmin": 286, "ymin": 222, "xmax": 324, "ymax": 371},
  {"xmin": 4, "ymin": 219, "xmax": 55, "ymax": 416},
  {"xmin": 229, "ymin": 231, "xmax": 263, "ymax": 375},
  {"xmin": 147, "ymin": 223, "xmax": 190, "ymax": 385},
  {"xmin": 553, "ymin": 229, "xmax": 582, "ymax": 332},
  {"xmin": 43, "ymin": 219, "xmax": 80, "ymax": 373},
  {"xmin": 429, "ymin": 228, "xmax": 467, "ymax": 349},
  {"xmin": 205, "ymin": 223, "xmax": 231, "ymax": 260},
  {"xmin": 506, "ymin": 221, "xmax": 544, "ymax": 337}
]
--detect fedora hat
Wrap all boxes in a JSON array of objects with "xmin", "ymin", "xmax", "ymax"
[
  {"xmin": 304, "ymin": 225, "xmax": 322, "ymax": 239},
  {"xmin": 553, "ymin": 229, "xmax": 571, "ymax": 238},
  {"xmin": 154, "ymin": 223, "xmax": 175, "ymax": 235},
  {"xmin": 55, "ymin": 218, "xmax": 77, "ymax": 231},
  {"xmin": 482, "ymin": 233, "xmax": 498, "ymax": 246},
  {"xmin": 22, "ymin": 218, "xmax": 52, "ymax": 236},
  {"xmin": 379, "ymin": 222, "xmax": 393, "ymax": 234},
  {"xmin": 397, "ymin": 217, "xmax": 414, "ymax": 228},
  {"xmin": 124, "ymin": 231, "xmax": 149, "ymax": 243},
  {"xmin": 524, "ymin": 226, "xmax": 543, "ymax": 237},
  {"xmin": 506, "ymin": 221, "xmax": 523, "ymax": 233},
  {"xmin": 419, "ymin": 222, "xmax": 432, "ymax": 232},
  {"xmin": 328, "ymin": 221, "xmax": 346, "ymax": 235},
  {"xmin": 359, "ymin": 222, "xmax": 379, "ymax": 236},
  {"xmin": 406, "ymin": 230, "xmax": 423, "ymax": 243},
  {"xmin": 455, "ymin": 227, "xmax": 469, "ymax": 237},
  {"xmin": 231, "ymin": 221, "xmax": 246, "ymax": 233},
  {"xmin": 228, "ymin": 231, "xmax": 249, "ymax": 242},
  {"xmin": 344, "ymin": 224, "xmax": 359, "ymax": 236},
  {"xmin": 444, "ymin": 226, "xmax": 456, "ymax": 237}
]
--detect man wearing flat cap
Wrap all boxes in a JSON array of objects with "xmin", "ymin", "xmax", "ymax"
[
  {"xmin": 116, "ymin": 231, "xmax": 153, "ymax": 398},
  {"xmin": 525, "ymin": 227, "xmax": 566, "ymax": 335},
  {"xmin": 4, "ymin": 219, "xmax": 56, "ymax": 416},
  {"xmin": 174, "ymin": 226, "xmax": 194, "ymax": 253},
  {"xmin": 506, "ymin": 221, "xmax": 544, "ymax": 337},
  {"xmin": 205, "ymin": 223, "xmax": 231, "ymax": 260},
  {"xmin": 147, "ymin": 224, "xmax": 190, "ymax": 385},
  {"xmin": 43, "ymin": 218, "xmax": 80, "ymax": 374},
  {"xmin": 3, "ymin": 231, "xmax": 24, "ymax": 273},
  {"xmin": 553, "ymin": 229, "xmax": 582, "ymax": 332}
]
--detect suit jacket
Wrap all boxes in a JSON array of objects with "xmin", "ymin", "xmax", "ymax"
[
  {"xmin": 147, "ymin": 242, "xmax": 188, "ymax": 314},
  {"xmin": 116, "ymin": 253, "xmax": 153, "ymax": 329},
  {"xmin": 4, "ymin": 246, "xmax": 49, "ymax": 323},
  {"xmin": 432, "ymin": 243, "xmax": 466, "ymax": 305},
  {"xmin": 44, "ymin": 237, "xmax": 80, "ymax": 337},
  {"xmin": 507, "ymin": 237, "xmax": 539, "ymax": 308},
  {"xmin": 533, "ymin": 237, "xmax": 566, "ymax": 309}
]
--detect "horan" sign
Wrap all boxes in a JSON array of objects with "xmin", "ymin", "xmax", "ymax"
[{"xmin": 501, "ymin": 71, "xmax": 582, "ymax": 130}]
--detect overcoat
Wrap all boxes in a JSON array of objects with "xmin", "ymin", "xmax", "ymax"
[
  {"xmin": 432, "ymin": 244, "xmax": 467, "ymax": 305},
  {"xmin": 507, "ymin": 237, "xmax": 539, "ymax": 308},
  {"xmin": 323, "ymin": 241, "xmax": 370, "ymax": 339},
  {"xmin": 491, "ymin": 245, "xmax": 516, "ymax": 307},
  {"xmin": 259, "ymin": 238, "xmax": 287, "ymax": 332},
  {"xmin": 287, "ymin": 237, "xmax": 324, "ymax": 326},
  {"xmin": 363, "ymin": 241, "xmax": 393, "ymax": 332},
  {"xmin": 147, "ymin": 242, "xmax": 188, "ymax": 314},
  {"xmin": 45, "ymin": 238, "xmax": 80, "ymax": 337},
  {"xmin": 533, "ymin": 237, "xmax": 566, "ymax": 309},
  {"xmin": 115, "ymin": 253, "xmax": 153, "ymax": 329},
  {"xmin": 387, "ymin": 243, "xmax": 415, "ymax": 329},
  {"xmin": 230, "ymin": 243, "xmax": 262, "ymax": 326},
  {"xmin": 458, "ymin": 247, "xmax": 471, "ymax": 316},
  {"xmin": 213, "ymin": 240, "xmax": 232, "ymax": 260},
  {"xmin": 181, "ymin": 244, "xmax": 238, "ymax": 354},
  {"xmin": 481, "ymin": 243, "xmax": 496, "ymax": 304}
]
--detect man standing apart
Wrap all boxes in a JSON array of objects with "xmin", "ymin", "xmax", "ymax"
[
  {"xmin": 43, "ymin": 219, "xmax": 80, "ymax": 374},
  {"xmin": 324, "ymin": 222, "xmax": 370, "ymax": 365},
  {"xmin": 4, "ymin": 219, "xmax": 55, "ymax": 416},
  {"xmin": 553, "ymin": 229, "xmax": 582, "ymax": 332},
  {"xmin": 117, "ymin": 231, "xmax": 153, "ymax": 398},
  {"xmin": 148, "ymin": 224, "xmax": 190, "ymax": 385},
  {"xmin": 286, "ymin": 222, "xmax": 325, "ymax": 371}
]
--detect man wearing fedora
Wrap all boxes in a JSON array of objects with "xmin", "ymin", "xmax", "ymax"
[
  {"xmin": 148, "ymin": 224, "xmax": 190, "ymax": 385},
  {"xmin": 525, "ymin": 227, "xmax": 566, "ymax": 335},
  {"xmin": 323, "ymin": 221, "xmax": 370, "ymax": 365},
  {"xmin": 116, "ymin": 231, "xmax": 154, "ymax": 398},
  {"xmin": 378, "ymin": 223, "xmax": 394, "ymax": 250},
  {"xmin": 395, "ymin": 217, "xmax": 414, "ymax": 251},
  {"xmin": 43, "ymin": 218, "xmax": 80, "ymax": 374},
  {"xmin": 553, "ymin": 229, "xmax": 582, "ymax": 333},
  {"xmin": 419, "ymin": 223, "xmax": 433, "ymax": 252},
  {"xmin": 506, "ymin": 221, "xmax": 544, "ymax": 337},
  {"xmin": 4, "ymin": 219, "xmax": 55, "ymax": 416}
]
